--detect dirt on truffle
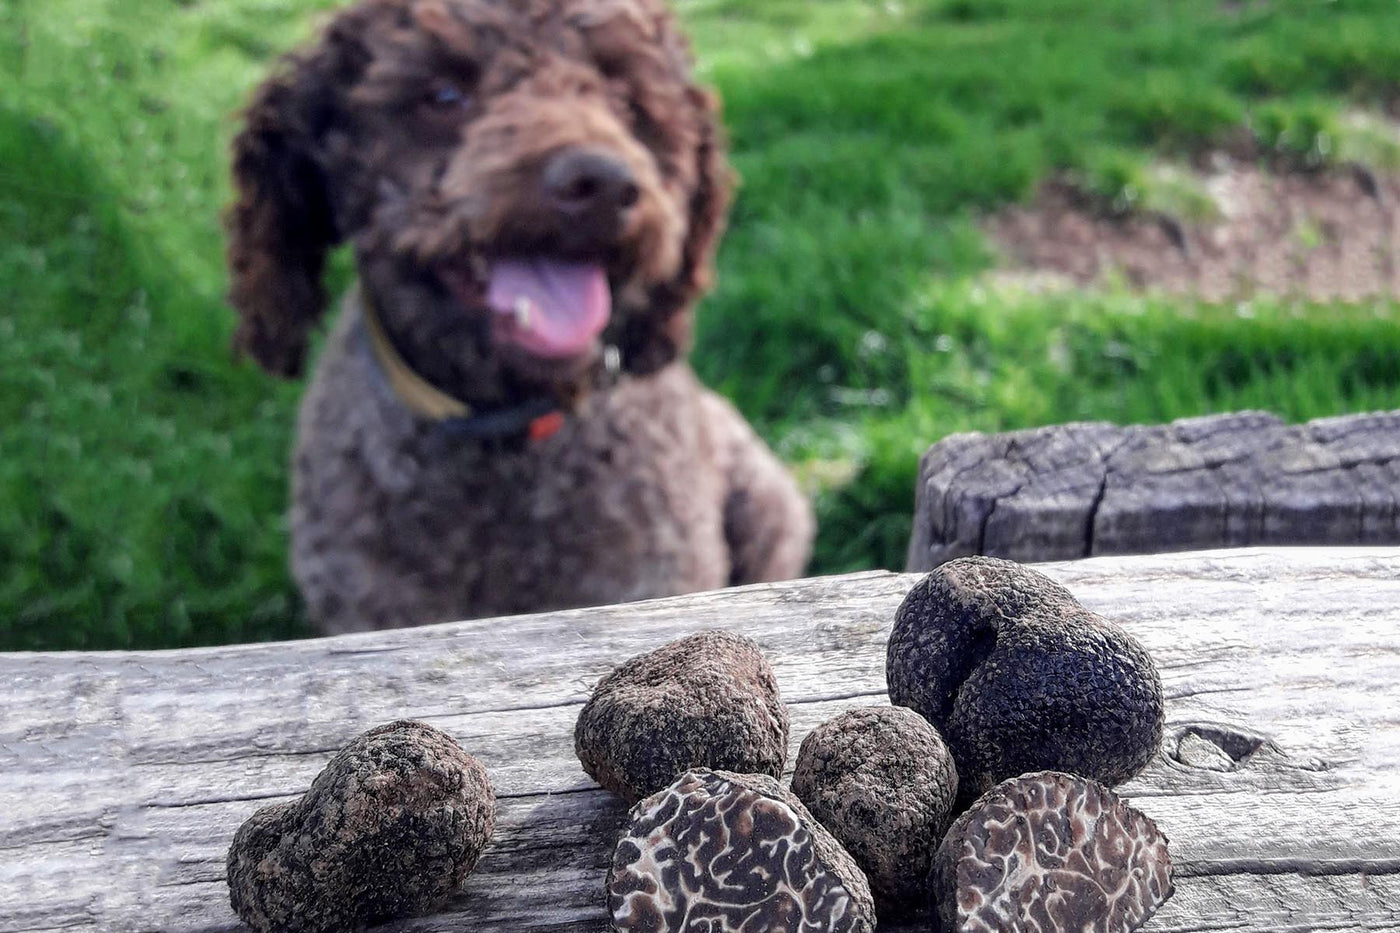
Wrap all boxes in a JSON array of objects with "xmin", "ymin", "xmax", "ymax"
[
  {"xmin": 791, "ymin": 706, "xmax": 958, "ymax": 920},
  {"xmin": 575, "ymin": 630, "xmax": 789, "ymax": 803},
  {"xmin": 609, "ymin": 769, "xmax": 877, "ymax": 933},
  {"xmin": 986, "ymin": 156, "xmax": 1400, "ymax": 301},
  {"xmin": 932, "ymin": 771, "xmax": 1174, "ymax": 933},
  {"xmin": 226, "ymin": 720, "xmax": 496, "ymax": 933}
]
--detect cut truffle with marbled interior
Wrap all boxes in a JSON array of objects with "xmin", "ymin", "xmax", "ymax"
[
  {"xmin": 887, "ymin": 556, "xmax": 1164, "ymax": 800},
  {"xmin": 609, "ymin": 769, "xmax": 876, "ymax": 933},
  {"xmin": 932, "ymin": 771, "xmax": 1174, "ymax": 933},
  {"xmin": 575, "ymin": 630, "xmax": 789, "ymax": 803},
  {"xmin": 791, "ymin": 706, "xmax": 958, "ymax": 919},
  {"xmin": 227, "ymin": 720, "xmax": 496, "ymax": 933}
]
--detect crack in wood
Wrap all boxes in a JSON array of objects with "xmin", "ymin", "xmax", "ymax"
[
  {"xmin": 1164, "ymin": 684, "xmax": 1253, "ymax": 701},
  {"xmin": 1177, "ymin": 858, "xmax": 1400, "ymax": 878},
  {"xmin": 124, "ymin": 690, "xmax": 895, "ymax": 771}
]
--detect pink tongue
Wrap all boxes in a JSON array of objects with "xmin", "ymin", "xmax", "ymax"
[{"xmin": 487, "ymin": 259, "xmax": 611, "ymax": 358}]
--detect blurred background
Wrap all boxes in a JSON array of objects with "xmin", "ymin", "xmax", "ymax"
[{"xmin": 3, "ymin": 0, "xmax": 1398, "ymax": 650}]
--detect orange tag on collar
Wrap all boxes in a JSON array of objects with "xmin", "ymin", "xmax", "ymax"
[{"xmin": 528, "ymin": 411, "xmax": 566, "ymax": 442}]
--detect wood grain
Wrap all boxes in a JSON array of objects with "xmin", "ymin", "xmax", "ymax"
[
  {"xmin": 907, "ymin": 410, "xmax": 1400, "ymax": 571},
  {"xmin": 3, "ymin": 549, "xmax": 1399, "ymax": 931}
]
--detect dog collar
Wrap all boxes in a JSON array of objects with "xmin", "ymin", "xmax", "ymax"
[{"xmin": 360, "ymin": 290, "xmax": 566, "ymax": 442}]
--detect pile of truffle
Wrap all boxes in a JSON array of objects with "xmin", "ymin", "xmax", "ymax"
[
  {"xmin": 224, "ymin": 556, "xmax": 1173, "ymax": 932},
  {"xmin": 578, "ymin": 557, "xmax": 1175, "ymax": 932}
]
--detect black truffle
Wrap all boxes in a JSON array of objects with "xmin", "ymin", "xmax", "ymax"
[
  {"xmin": 790, "ymin": 706, "xmax": 958, "ymax": 919},
  {"xmin": 932, "ymin": 771, "xmax": 1174, "ymax": 932},
  {"xmin": 886, "ymin": 556, "xmax": 1164, "ymax": 799},
  {"xmin": 609, "ymin": 769, "xmax": 876, "ymax": 933},
  {"xmin": 226, "ymin": 720, "xmax": 496, "ymax": 933},
  {"xmin": 575, "ymin": 630, "xmax": 789, "ymax": 802}
]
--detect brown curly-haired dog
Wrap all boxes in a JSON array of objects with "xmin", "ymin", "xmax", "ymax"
[{"xmin": 228, "ymin": 0, "xmax": 813, "ymax": 634}]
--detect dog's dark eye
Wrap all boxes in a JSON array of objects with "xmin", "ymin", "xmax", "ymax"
[{"xmin": 423, "ymin": 79, "xmax": 472, "ymax": 113}]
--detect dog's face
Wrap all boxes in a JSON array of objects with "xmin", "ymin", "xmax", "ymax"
[{"xmin": 228, "ymin": 0, "xmax": 729, "ymax": 407}]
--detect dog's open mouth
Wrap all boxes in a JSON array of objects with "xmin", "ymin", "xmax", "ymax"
[{"xmin": 480, "ymin": 257, "xmax": 611, "ymax": 360}]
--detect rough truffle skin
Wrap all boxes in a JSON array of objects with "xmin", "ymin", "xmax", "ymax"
[
  {"xmin": 609, "ymin": 769, "xmax": 876, "ymax": 933},
  {"xmin": 931, "ymin": 771, "xmax": 1174, "ymax": 933},
  {"xmin": 226, "ymin": 720, "xmax": 496, "ymax": 933},
  {"xmin": 886, "ymin": 556, "xmax": 1164, "ymax": 799},
  {"xmin": 790, "ymin": 706, "xmax": 958, "ymax": 919},
  {"xmin": 575, "ymin": 630, "xmax": 789, "ymax": 802}
]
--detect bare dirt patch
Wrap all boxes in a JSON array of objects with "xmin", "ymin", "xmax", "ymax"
[{"xmin": 987, "ymin": 157, "xmax": 1400, "ymax": 301}]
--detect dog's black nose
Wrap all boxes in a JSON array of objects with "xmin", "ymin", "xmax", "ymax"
[{"xmin": 543, "ymin": 148, "xmax": 640, "ymax": 220}]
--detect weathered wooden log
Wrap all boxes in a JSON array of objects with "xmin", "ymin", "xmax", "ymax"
[
  {"xmin": 2, "ymin": 548, "xmax": 1399, "ymax": 931},
  {"xmin": 907, "ymin": 410, "xmax": 1400, "ymax": 571}
]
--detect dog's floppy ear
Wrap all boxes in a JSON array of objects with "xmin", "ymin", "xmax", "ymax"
[
  {"xmin": 677, "ymin": 84, "xmax": 732, "ymax": 299},
  {"xmin": 624, "ymin": 83, "xmax": 734, "ymax": 374},
  {"xmin": 227, "ymin": 55, "xmax": 342, "ymax": 378}
]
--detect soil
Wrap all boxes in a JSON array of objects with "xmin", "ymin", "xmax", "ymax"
[{"xmin": 986, "ymin": 157, "xmax": 1400, "ymax": 301}]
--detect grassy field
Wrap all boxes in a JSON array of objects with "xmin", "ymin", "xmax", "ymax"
[{"xmin": 3, "ymin": 0, "xmax": 1399, "ymax": 650}]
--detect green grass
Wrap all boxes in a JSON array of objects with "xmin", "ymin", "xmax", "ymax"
[{"xmin": 3, "ymin": 0, "xmax": 1399, "ymax": 649}]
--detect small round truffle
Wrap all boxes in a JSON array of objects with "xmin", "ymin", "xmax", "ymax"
[
  {"xmin": 226, "ymin": 720, "xmax": 496, "ymax": 933},
  {"xmin": 887, "ymin": 557, "xmax": 1164, "ymax": 799},
  {"xmin": 575, "ymin": 630, "xmax": 789, "ymax": 802},
  {"xmin": 931, "ymin": 771, "xmax": 1174, "ymax": 933},
  {"xmin": 609, "ymin": 769, "xmax": 877, "ymax": 933},
  {"xmin": 790, "ymin": 706, "xmax": 958, "ymax": 919}
]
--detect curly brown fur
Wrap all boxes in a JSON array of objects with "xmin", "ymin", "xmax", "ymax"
[{"xmin": 228, "ymin": 0, "xmax": 813, "ymax": 633}]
